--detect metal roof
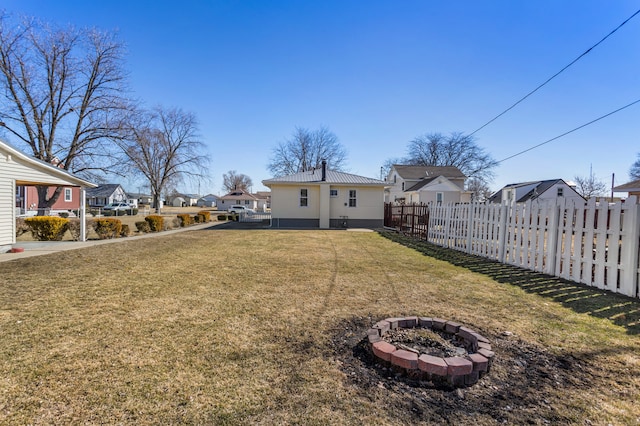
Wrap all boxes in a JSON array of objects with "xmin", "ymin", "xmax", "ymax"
[{"xmin": 263, "ymin": 168, "xmax": 387, "ymax": 186}]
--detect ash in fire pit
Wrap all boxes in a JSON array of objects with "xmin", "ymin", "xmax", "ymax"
[{"xmin": 367, "ymin": 316, "xmax": 494, "ymax": 388}]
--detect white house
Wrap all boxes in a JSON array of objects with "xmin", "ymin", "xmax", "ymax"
[
  {"xmin": 197, "ymin": 194, "xmax": 218, "ymax": 207},
  {"xmin": 0, "ymin": 139, "xmax": 96, "ymax": 251},
  {"xmin": 86, "ymin": 184, "xmax": 128, "ymax": 207},
  {"xmin": 262, "ymin": 161, "xmax": 388, "ymax": 229},
  {"xmin": 217, "ymin": 189, "xmax": 259, "ymax": 211},
  {"xmin": 489, "ymin": 179, "xmax": 585, "ymax": 204},
  {"xmin": 385, "ymin": 165, "xmax": 469, "ymax": 203}
]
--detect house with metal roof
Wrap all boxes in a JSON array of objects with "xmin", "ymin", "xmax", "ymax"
[
  {"xmin": 262, "ymin": 161, "xmax": 387, "ymax": 229},
  {"xmin": 385, "ymin": 165, "xmax": 469, "ymax": 203},
  {"xmin": 488, "ymin": 179, "xmax": 584, "ymax": 204}
]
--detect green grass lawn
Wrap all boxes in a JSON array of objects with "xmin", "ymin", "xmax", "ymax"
[{"xmin": 1, "ymin": 228, "xmax": 639, "ymax": 424}]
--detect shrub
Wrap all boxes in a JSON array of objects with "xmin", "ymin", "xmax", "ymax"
[
  {"xmin": 15, "ymin": 218, "xmax": 30, "ymax": 237},
  {"xmin": 177, "ymin": 213, "xmax": 192, "ymax": 227},
  {"xmin": 198, "ymin": 211, "xmax": 211, "ymax": 222},
  {"xmin": 58, "ymin": 212, "xmax": 69, "ymax": 219},
  {"xmin": 92, "ymin": 218, "xmax": 122, "ymax": 239},
  {"xmin": 24, "ymin": 216, "xmax": 69, "ymax": 241},
  {"xmin": 135, "ymin": 221, "xmax": 151, "ymax": 233},
  {"xmin": 217, "ymin": 214, "xmax": 228, "ymax": 221},
  {"xmin": 120, "ymin": 224, "xmax": 130, "ymax": 237},
  {"xmin": 127, "ymin": 208, "xmax": 139, "ymax": 216},
  {"xmin": 68, "ymin": 219, "xmax": 90, "ymax": 241},
  {"xmin": 193, "ymin": 214, "xmax": 201, "ymax": 223},
  {"xmin": 145, "ymin": 215, "xmax": 164, "ymax": 232}
]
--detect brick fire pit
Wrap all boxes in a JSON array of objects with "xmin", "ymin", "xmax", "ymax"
[{"xmin": 367, "ymin": 316, "xmax": 495, "ymax": 387}]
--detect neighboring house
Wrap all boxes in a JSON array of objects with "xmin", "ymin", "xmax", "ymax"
[
  {"xmin": 17, "ymin": 185, "xmax": 82, "ymax": 216},
  {"xmin": 385, "ymin": 165, "xmax": 469, "ymax": 204},
  {"xmin": 196, "ymin": 194, "xmax": 218, "ymax": 208},
  {"xmin": 168, "ymin": 193, "xmax": 199, "ymax": 207},
  {"xmin": 86, "ymin": 184, "xmax": 128, "ymax": 207},
  {"xmin": 0, "ymin": 138, "xmax": 96, "ymax": 250},
  {"xmin": 217, "ymin": 189, "xmax": 259, "ymax": 211},
  {"xmin": 489, "ymin": 179, "xmax": 585, "ymax": 204},
  {"xmin": 613, "ymin": 179, "xmax": 640, "ymax": 200},
  {"xmin": 127, "ymin": 192, "xmax": 153, "ymax": 206},
  {"xmin": 262, "ymin": 161, "xmax": 388, "ymax": 229},
  {"xmin": 254, "ymin": 191, "xmax": 271, "ymax": 211}
]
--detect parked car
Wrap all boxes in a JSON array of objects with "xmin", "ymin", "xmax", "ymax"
[
  {"xmin": 228, "ymin": 205, "xmax": 255, "ymax": 214},
  {"xmin": 102, "ymin": 202, "xmax": 135, "ymax": 215}
]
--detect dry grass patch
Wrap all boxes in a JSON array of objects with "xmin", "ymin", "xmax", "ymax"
[{"xmin": 1, "ymin": 229, "xmax": 639, "ymax": 424}]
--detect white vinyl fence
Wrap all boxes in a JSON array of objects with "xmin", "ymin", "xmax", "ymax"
[{"xmin": 422, "ymin": 197, "xmax": 640, "ymax": 299}]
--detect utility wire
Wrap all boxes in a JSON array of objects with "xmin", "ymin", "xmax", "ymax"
[
  {"xmin": 496, "ymin": 98, "xmax": 640, "ymax": 164},
  {"xmin": 468, "ymin": 8, "xmax": 640, "ymax": 137}
]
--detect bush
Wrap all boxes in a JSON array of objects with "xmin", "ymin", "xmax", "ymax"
[
  {"xmin": 58, "ymin": 212, "xmax": 69, "ymax": 219},
  {"xmin": 120, "ymin": 224, "xmax": 130, "ymax": 237},
  {"xmin": 24, "ymin": 216, "xmax": 69, "ymax": 241},
  {"xmin": 217, "ymin": 214, "xmax": 229, "ymax": 221},
  {"xmin": 92, "ymin": 218, "xmax": 122, "ymax": 239},
  {"xmin": 177, "ymin": 213, "xmax": 192, "ymax": 227},
  {"xmin": 193, "ymin": 214, "xmax": 201, "ymax": 223},
  {"xmin": 198, "ymin": 211, "xmax": 211, "ymax": 222},
  {"xmin": 145, "ymin": 215, "xmax": 164, "ymax": 232},
  {"xmin": 135, "ymin": 221, "xmax": 151, "ymax": 233},
  {"xmin": 68, "ymin": 219, "xmax": 90, "ymax": 241},
  {"xmin": 126, "ymin": 208, "xmax": 139, "ymax": 216},
  {"xmin": 15, "ymin": 218, "xmax": 30, "ymax": 237}
]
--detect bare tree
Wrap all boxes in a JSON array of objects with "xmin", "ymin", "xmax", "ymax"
[
  {"xmin": 116, "ymin": 106, "xmax": 209, "ymax": 213},
  {"xmin": 222, "ymin": 170, "xmax": 252, "ymax": 192},
  {"xmin": 0, "ymin": 13, "xmax": 131, "ymax": 210},
  {"xmin": 629, "ymin": 154, "xmax": 640, "ymax": 180},
  {"xmin": 574, "ymin": 172, "xmax": 607, "ymax": 199},
  {"xmin": 466, "ymin": 177, "xmax": 494, "ymax": 202},
  {"xmin": 405, "ymin": 132, "xmax": 497, "ymax": 184},
  {"xmin": 268, "ymin": 126, "xmax": 347, "ymax": 177}
]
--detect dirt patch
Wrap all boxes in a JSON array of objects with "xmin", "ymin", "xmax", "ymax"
[
  {"xmin": 383, "ymin": 327, "xmax": 468, "ymax": 358},
  {"xmin": 328, "ymin": 316, "xmax": 588, "ymax": 425}
]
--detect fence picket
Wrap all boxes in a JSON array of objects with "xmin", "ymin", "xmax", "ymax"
[{"xmin": 385, "ymin": 197, "xmax": 640, "ymax": 300}]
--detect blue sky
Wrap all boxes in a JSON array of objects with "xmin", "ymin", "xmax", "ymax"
[{"xmin": 3, "ymin": 1, "xmax": 640, "ymax": 195}]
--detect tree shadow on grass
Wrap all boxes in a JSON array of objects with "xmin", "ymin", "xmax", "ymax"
[{"xmin": 379, "ymin": 231, "xmax": 640, "ymax": 335}]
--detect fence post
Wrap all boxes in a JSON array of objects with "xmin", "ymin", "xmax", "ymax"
[
  {"xmin": 497, "ymin": 203, "xmax": 508, "ymax": 262},
  {"xmin": 620, "ymin": 196, "xmax": 640, "ymax": 297},
  {"xmin": 545, "ymin": 199, "xmax": 561, "ymax": 275},
  {"xmin": 466, "ymin": 203, "xmax": 475, "ymax": 254}
]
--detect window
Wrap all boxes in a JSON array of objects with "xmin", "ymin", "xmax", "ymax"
[
  {"xmin": 557, "ymin": 187, "xmax": 564, "ymax": 197},
  {"xmin": 393, "ymin": 174, "xmax": 397, "ymax": 183},
  {"xmin": 330, "ymin": 189, "xmax": 338, "ymax": 197},
  {"xmin": 300, "ymin": 188, "xmax": 308, "ymax": 207},
  {"xmin": 402, "ymin": 182, "xmax": 405, "ymax": 191},
  {"xmin": 245, "ymin": 200, "xmax": 250, "ymax": 205},
  {"xmin": 348, "ymin": 190, "xmax": 357, "ymax": 207},
  {"xmin": 436, "ymin": 192, "xmax": 443, "ymax": 204},
  {"xmin": 64, "ymin": 188, "xmax": 72, "ymax": 202}
]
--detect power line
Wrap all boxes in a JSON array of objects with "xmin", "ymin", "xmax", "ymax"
[
  {"xmin": 497, "ymin": 98, "xmax": 640, "ymax": 164},
  {"xmin": 468, "ymin": 8, "xmax": 640, "ymax": 137}
]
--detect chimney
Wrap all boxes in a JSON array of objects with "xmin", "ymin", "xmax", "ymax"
[{"xmin": 321, "ymin": 159, "xmax": 327, "ymax": 181}]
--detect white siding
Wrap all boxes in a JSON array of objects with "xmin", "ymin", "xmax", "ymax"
[{"xmin": 0, "ymin": 178, "xmax": 15, "ymax": 246}]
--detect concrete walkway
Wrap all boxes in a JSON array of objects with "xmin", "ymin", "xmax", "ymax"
[{"xmin": 0, "ymin": 222, "xmax": 219, "ymax": 263}]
